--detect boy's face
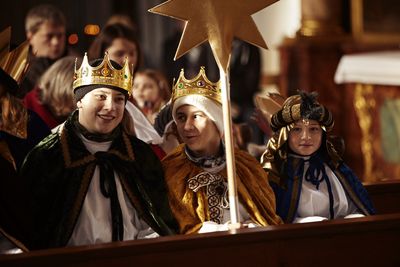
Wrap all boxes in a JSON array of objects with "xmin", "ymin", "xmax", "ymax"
[
  {"xmin": 175, "ymin": 104, "xmax": 221, "ymax": 157},
  {"xmin": 27, "ymin": 21, "xmax": 65, "ymax": 60},
  {"xmin": 288, "ymin": 119, "xmax": 322, "ymax": 156},
  {"xmin": 77, "ymin": 88, "xmax": 126, "ymax": 134}
]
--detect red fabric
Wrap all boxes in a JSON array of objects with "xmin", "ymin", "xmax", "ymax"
[
  {"xmin": 23, "ymin": 87, "xmax": 59, "ymax": 129},
  {"xmin": 150, "ymin": 144, "xmax": 166, "ymax": 160}
]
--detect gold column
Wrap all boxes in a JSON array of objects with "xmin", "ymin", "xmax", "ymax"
[{"xmin": 353, "ymin": 83, "xmax": 375, "ymax": 182}]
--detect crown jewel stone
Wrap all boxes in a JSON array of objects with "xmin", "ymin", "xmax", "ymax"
[
  {"xmin": 73, "ymin": 52, "xmax": 133, "ymax": 96},
  {"xmin": 172, "ymin": 66, "xmax": 221, "ymax": 105}
]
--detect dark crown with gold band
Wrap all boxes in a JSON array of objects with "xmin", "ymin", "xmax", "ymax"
[
  {"xmin": 73, "ymin": 52, "xmax": 133, "ymax": 96},
  {"xmin": 270, "ymin": 91, "xmax": 334, "ymax": 132},
  {"xmin": 172, "ymin": 66, "xmax": 221, "ymax": 104},
  {"xmin": 0, "ymin": 27, "xmax": 29, "ymax": 90}
]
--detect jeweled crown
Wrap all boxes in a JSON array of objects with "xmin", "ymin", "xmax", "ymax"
[
  {"xmin": 172, "ymin": 66, "xmax": 221, "ymax": 104},
  {"xmin": 73, "ymin": 52, "xmax": 133, "ymax": 95}
]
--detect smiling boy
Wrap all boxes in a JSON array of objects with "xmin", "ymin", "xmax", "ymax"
[
  {"xmin": 20, "ymin": 53, "xmax": 177, "ymax": 250},
  {"xmin": 161, "ymin": 67, "xmax": 282, "ymax": 234}
]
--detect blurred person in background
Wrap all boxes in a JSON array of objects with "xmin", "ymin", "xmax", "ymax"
[
  {"xmin": 133, "ymin": 69, "xmax": 171, "ymax": 125},
  {"xmin": 105, "ymin": 14, "xmax": 137, "ymax": 32},
  {"xmin": 23, "ymin": 56, "xmax": 76, "ymax": 129},
  {"xmin": 20, "ymin": 4, "xmax": 67, "ymax": 97},
  {"xmin": 88, "ymin": 23, "xmax": 141, "ymax": 74}
]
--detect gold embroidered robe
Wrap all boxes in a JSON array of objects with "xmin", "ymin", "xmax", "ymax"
[{"xmin": 162, "ymin": 144, "xmax": 282, "ymax": 234}]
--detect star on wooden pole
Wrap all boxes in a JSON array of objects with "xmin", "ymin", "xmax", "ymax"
[
  {"xmin": 149, "ymin": 0, "xmax": 278, "ymax": 71},
  {"xmin": 149, "ymin": 0, "xmax": 279, "ymax": 229}
]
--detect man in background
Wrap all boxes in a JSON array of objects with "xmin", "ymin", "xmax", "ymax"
[{"xmin": 19, "ymin": 4, "xmax": 67, "ymax": 97}]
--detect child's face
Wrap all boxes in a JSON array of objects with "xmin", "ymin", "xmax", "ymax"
[
  {"xmin": 175, "ymin": 104, "xmax": 221, "ymax": 157},
  {"xmin": 288, "ymin": 119, "xmax": 322, "ymax": 156},
  {"xmin": 132, "ymin": 74, "xmax": 160, "ymax": 110}
]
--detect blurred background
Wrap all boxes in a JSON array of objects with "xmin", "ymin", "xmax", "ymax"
[{"xmin": 0, "ymin": 0, "xmax": 301, "ymax": 83}]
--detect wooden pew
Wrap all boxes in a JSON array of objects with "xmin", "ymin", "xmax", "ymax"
[
  {"xmin": 364, "ymin": 180, "xmax": 400, "ymax": 214},
  {"xmin": 1, "ymin": 213, "xmax": 399, "ymax": 267}
]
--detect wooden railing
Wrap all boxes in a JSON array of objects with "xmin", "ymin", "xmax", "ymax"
[
  {"xmin": 364, "ymin": 180, "xmax": 400, "ymax": 214},
  {"xmin": 1, "ymin": 213, "xmax": 399, "ymax": 267},
  {"xmin": 1, "ymin": 180, "xmax": 399, "ymax": 266}
]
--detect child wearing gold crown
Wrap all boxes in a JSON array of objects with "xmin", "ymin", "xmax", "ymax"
[
  {"xmin": 20, "ymin": 53, "xmax": 178, "ymax": 249},
  {"xmin": 0, "ymin": 27, "xmax": 50, "ymax": 253},
  {"xmin": 161, "ymin": 67, "xmax": 282, "ymax": 234},
  {"xmin": 261, "ymin": 91, "xmax": 375, "ymax": 223}
]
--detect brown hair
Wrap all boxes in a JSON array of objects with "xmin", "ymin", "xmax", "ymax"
[{"xmin": 25, "ymin": 4, "xmax": 66, "ymax": 34}]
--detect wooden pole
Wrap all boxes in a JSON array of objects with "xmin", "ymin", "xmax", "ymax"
[{"xmin": 219, "ymin": 65, "xmax": 241, "ymax": 229}]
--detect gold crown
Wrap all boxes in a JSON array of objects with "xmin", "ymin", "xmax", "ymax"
[
  {"xmin": 73, "ymin": 52, "xmax": 133, "ymax": 96},
  {"xmin": 172, "ymin": 66, "xmax": 221, "ymax": 104},
  {"xmin": 0, "ymin": 27, "xmax": 29, "ymax": 85}
]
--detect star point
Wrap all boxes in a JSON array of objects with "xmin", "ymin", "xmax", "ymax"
[{"xmin": 149, "ymin": 0, "xmax": 279, "ymax": 71}]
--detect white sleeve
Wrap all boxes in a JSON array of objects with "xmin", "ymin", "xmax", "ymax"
[
  {"xmin": 136, "ymin": 219, "xmax": 160, "ymax": 239},
  {"xmin": 198, "ymin": 221, "xmax": 229, "ymax": 233},
  {"xmin": 293, "ymin": 216, "xmax": 329, "ymax": 224}
]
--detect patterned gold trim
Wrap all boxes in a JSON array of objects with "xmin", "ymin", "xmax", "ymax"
[
  {"xmin": 291, "ymin": 104, "xmax": 301, "ymax": 122},
  {"xmin": 188, "ymin": 172, "xmax": 227, "ymax": 224},
  {"xmin": 282, "ymin": 105, "xmax": 291, "ymax": 123},
  {"xmin": 282, "ymin": 103, "xmax": 301, "ymax": 124}
]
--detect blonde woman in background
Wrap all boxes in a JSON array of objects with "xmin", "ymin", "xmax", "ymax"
[{"xmin": 24, "ymin": 56, "xmax": 76, "ymax": 129}]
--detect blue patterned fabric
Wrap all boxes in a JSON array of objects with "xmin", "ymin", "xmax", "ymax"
[{"xmin": 269, "ymin": 157, "xmax": 375, "ymax": 223}]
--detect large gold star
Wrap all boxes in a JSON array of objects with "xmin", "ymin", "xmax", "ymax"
[{"xmin": 149, "ymin": 0, "xmax": 278, "ymax": 71}]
